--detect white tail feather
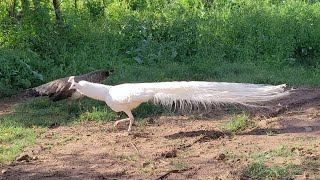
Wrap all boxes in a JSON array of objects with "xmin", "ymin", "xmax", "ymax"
[{"xmin": 147, "ymin": 82, "xmax": 288, "ymax": 111}]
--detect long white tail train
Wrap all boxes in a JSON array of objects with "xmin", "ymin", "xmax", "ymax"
[{"xmin": 68, "ymin": 79, "xmax": 290, "ymax": 131}]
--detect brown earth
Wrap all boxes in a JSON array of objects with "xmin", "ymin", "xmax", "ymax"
[{"xmin": 1, "ymin": 87, "xmax": 320, "ymax": 180}]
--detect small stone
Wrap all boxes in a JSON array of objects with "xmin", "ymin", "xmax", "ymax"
[
  {"xmin": 305, "ymin": 127, "xmax": 312, "ymax": 132},
  {"xmin": 142, "ymin": 162, "xmax": 150, "ymax": 167},
  {"xmin": 217, "ymin": 153, "xmax": 226, "ymax": 161},
  {"xmin": 16, "ymin": 154, "xmax": 31, "ymax": 162},
  {"xmin": 1, "ymin": 169, "xmax": 7, "ymax": 174},
  {"xmin": 90, "ymin": 164, "xmax": 98, "ymax": 168},
  {"xmin": 160, "ymin": 149, "xmax": 177, "ymax": 158},
  {"xmin": 146, "ymin": 117, "xmax": 155, "ymax": 124}
]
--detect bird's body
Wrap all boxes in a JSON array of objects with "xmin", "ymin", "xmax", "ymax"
[
  {"xmin": 24, "ymin": 69, "xmax": 113, "ymax": 102},
  {"xmin": 69, "ymin": 79, "xmax": 290, "ymax": 131}
]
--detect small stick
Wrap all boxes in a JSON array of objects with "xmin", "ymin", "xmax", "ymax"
[{"xmin": 130, "ymin": 142, "xmax": 140, "ymax": 154}]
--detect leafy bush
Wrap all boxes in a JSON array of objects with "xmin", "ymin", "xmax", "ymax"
[
  {"xmin": 1, "ymin": 0, "xmax": 320, "ymax": 97},
  {"xmin": 84, "ymin": 0, "xmax": 105, "ymax": 20},
  {"xmin": 0, "ymin": 48, "xmax": 44, "ymax": 97}
]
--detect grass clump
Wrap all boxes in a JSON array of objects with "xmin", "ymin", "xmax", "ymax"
[
  {"xmin": 219, "ymin": 113, "xmax": 254, "ymax": 134},
  {"xmin": 251, "ymin": 145, "xmax": 296, "ymax": 161},
  {"xmin": 170, "ymin": 159, "xmax": 188, "ymax": 171},
  {"xmin": 241, "ymin": 162, "xmax": 303, "ymax": 180},
  {"xmin": 114, "ymin": 154, "xmax": 139, "ymax": 162},
  {"xmin": 0, "ymin": 126, "xmax": 39, "ymax": 163},
  {"xmin": 79, "ymin": 106, "xmax": 118, "ymax": 122}
]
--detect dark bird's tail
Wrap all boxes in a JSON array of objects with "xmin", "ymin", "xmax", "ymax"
[
  {"xmin": 77, "ymin": 69, "xmax": 114, "ymax": 83},
  {"xmin": 16, "ymin": 88, "xmax": 42, "ymax": 99},
  {"xmin": 16, "ymin": 69, "xmax": 114, "ymax": 100}
]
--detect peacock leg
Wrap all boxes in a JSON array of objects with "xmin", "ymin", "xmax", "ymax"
[
  {"xmin": 113, "ymin": 111, "xmax": 134, "ymax": 132},
  {"xmin": 77, "ymin": 98, "xmax": 82, "ymax": 111},
  {"xmin": 125, "ymin": 111, "xmax": 134, "ymax": 132},
  {"xmin": 67, "ymin": 100, "xmax": 72, "ymax": 113}
]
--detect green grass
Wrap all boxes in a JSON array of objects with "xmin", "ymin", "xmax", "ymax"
[
  {"xmin": 218, "ymin": 113, "xmax": 254, "ymax": 134},
  {"xmin": 114, "ymin": 154, "xmax": 139, "ymax": 163},
  {"xmin": 251, "ymin": 145, "xmax": 296, "ymax": 161},
  {"xmin": 170, "ymin": 159, "xmax": 188, "ymax": 171},
  {"xmin": 0, "ymin": 126, "xmax": 39, "ymax": 163},
  {"xmin": 79, "ymin": 106, "xmax": 118, "ymax": 122},
  {"xmin": 241, "ymin": 162, "xmax": 303, "ymax": 180}
]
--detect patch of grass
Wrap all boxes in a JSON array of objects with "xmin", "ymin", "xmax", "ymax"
[
  {"xmin": 114, "ymin": 154, "xmax": 139, "ymax": 162},
  {"xmin": 0, "ymin": 98, "xmax": 71, "ymax": 164},
  {"xmin": 218, "ymin": 113, "xmax": 254, "ymax": 134},
  {"xmin": 302, "ymin": 155, "xmax": 320, "ymax": 172},
  {"xmin": 140, "ymin": 160, "xmax": 157, "ymax": 174},
  {"xmin": 251, "ymin": 145, "xmax": 296, "ymax": 161},
  {"xmin": 241, "ymin": 162, "xmax": 303, "ymax": 180},
  {"xmin": 79, "ymin": 106, "xmax": 118, "ymax": 122},
  {"xmin": 0, "ymin": 126, "xmax": 40, "ymax": 163},
  {"xmin": 134, "ymin": 118, "xmax": 148, "ymax": 128},
  {"xmin": 170, "ymin": 159, "xmax": 188, "ymax": 171},
  {"xmin": 218, "ymin": 147, "xmax": 240, "ymax": 160},
  {"xmin": 3, "ymin": 98, "xmax": 78, "ymax": 127},
  {"xmin": 266, "ymin": 146, "xmax": 295, "ymax": 157}
]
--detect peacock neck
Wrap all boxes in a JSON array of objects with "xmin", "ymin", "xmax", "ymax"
[{"xmin": 77, "ymin": 82, "xmax": 109, "ymax": 102}]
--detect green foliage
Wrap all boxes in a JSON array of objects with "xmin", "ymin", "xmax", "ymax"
[
  {"xmin": 0, "ymin": 0, "xmax": 320, "ymax": 96},
  {"xmin": 0, "ymin": 0, "xmax": 320, "ymax": 134},
  {"xmin": 0, "ymin": 98, "xmax": 76, "ymax": 127},
  {"xmin": 0, "ymin": 126, "xmax": 38, "ymax": 163},
  {"xmin": 84, "ymin": 0, "xmax": 105, "ymax": 20},
  {"xmin": 79, "ymin": 106, "xmax": 117, "ymax": 122},
  {"xmin": 241, "ymin": 162, "xmax": 303, "ymax": 180},
  {"xmin": 219, "ymin": 113, "xmax": 254, "ymax": 134},
  {"xmin": 0, "ymin": 48, "xmax": 44, "ymax": 97}
]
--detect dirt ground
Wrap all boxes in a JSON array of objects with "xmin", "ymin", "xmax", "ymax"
[{"xmin": 1, "ymin": 87, "xmax": 320, "ymax": 180}]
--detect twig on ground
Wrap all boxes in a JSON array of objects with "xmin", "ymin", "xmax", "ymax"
[{"xmin": 130, "ymin": 142, "xmax": 140, "ymax": 154}]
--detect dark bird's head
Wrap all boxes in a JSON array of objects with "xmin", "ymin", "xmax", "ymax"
[{"xmin": 101, "ymin": 69, "xmax": 114, "ymax": 78}]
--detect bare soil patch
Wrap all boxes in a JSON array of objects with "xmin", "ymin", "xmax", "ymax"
[{"xmin": 1, "ymin": 87, "xmax": 320, "ymax": 179}]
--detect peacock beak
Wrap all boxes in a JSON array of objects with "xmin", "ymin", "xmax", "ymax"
[{"xmin": 68, "ymin": 76, "xmax": 76, "ymax": 90}]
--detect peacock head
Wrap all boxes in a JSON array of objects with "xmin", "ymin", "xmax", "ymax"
[{"xmin": 68, "ymin": 76, "xmax": 80, "ymax": 90}]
